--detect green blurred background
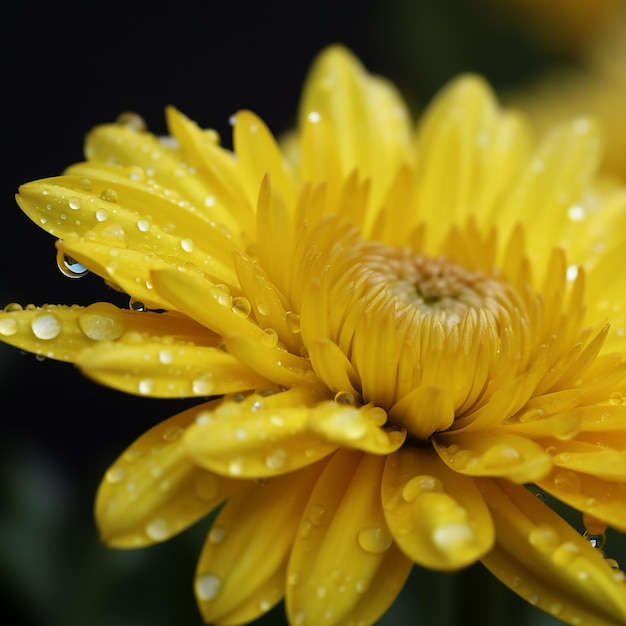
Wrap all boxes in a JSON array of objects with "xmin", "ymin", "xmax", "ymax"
[{"xmin": 2, "ymin": 1, "xmax": 626, "ymax": 624}]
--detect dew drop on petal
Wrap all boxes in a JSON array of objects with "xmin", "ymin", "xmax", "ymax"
[
  {"xmin": 105, "ymin": 466, "xmax": 126, "ymax": 483},
  {"xmin": 583, "ymin": 530, "xmax": 606, "ymax": 549},
  {"xmin": 180, "ymin": 238, "xmax": 194, "ymax": 252},
  {"xmin": 231, "ymin": 296, "xmax": 251, "ymax": 318},
  {"xmin": 98, "ymin": 188, "xmax": 119, "ymax": 203},
  {"xmin": 265, "ymin": 449, "xmax": 288, "ymax": 470},
  {"xmin": 309, "ymin": 504, "xmax": 327, "ymax": 526},
  {"xmin": 260, "ymin": 328, "xmax": 278, "ymax": 347},
  {"xmin": 78, "ymin": 303, "xmax": 126, "ymax": 340},
  {"xmin": 95, "ymin": 208, "xmax": 109, "ymax": 222},
  {"xmin": 553, "ymin": 470, "xmax": 581, "ymax": 492},
  {"xmin": 357, "ymin": 525, "xmax": 393, "ymax": 554},
  {"xmin": 0, "ymin": 318, "xmax": 18, "ymax": 337},
  {"xmin": 136, "ymin": 218, "xmax": 150, "ymax": 232},
  {"xmin": 402, "ymin": 475, "xmax": 445, "ymax": 502},
  {"xmin": 68, "ymin": 197, "xmax": 82, "ymax": 210},
  {"xmin": 31, "ymin": 313, "xmax": 62, "ymax": 340},
  {"xmin": 138, "ymin": 379, "xmax": 154, "ymax": 395},
  {"xmin": 334, "ymin": 391, "xmax": 356, "ymax": 405},
  {"xmin": 529, "ymin": 524, "xmax": 560, "ymax": 551},
  {"xmin": 145, "ymin": 517, "xmax": 171, "ymax": 541},
  {"xmin": 196, "ymin": 573, "xmax": 222, "ymax": 601},
  {"xmin": 162, "ymin": 426, "xmax": 183, "ymax": 443},
  {"xmin": 552, "ymin": 541, "xmax": 580, "ymax": 566},
  {"xmin": 57, "ymin": 252, "xmax": 90, "ymax": 278},
  {"xmin": 192, "ymin": 372, "xmax": 215, "ymax": 396},
  {"xmin": 432, "ymin": 523, "xmax": 475, "ymax": 552},
  {"xmin": 208, "ymin": 525, "xmax": 227, "ymax": 544}
]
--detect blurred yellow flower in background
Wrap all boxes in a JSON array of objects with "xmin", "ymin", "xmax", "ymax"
[{"xmin": 2, "ymin": 45, "xmax": 626, "ymax": 626}]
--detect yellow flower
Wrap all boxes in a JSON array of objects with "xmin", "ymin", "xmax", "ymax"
[{"xmin": 2, "ymin": 45, "xmax": 626, "ymax": 626}]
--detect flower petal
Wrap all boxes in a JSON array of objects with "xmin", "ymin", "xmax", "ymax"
[
  {"xmin": 537, "ymin": 467, "xmax": 626, "ymax": 531},
  {"xmin": 307, "ymin": 401, "xmax": 406, "ymax": 455},
  {"xmin": 184, "ymin": 387, "xmax": 338, "ymax": 478},
  {"xmin": 478, "ymin": 478, "xmax": 626, "ymax": 626},
  {"xmin": 434, "ymin": 431, "xmax": 553, "ymax": 483},
  {"xmin": 96, "ymin": 400, "xmax": 241, "ymax": 547},
  {"xmin": 287, "ymin": 450, "xmax": 413, "ymax": 626},
  {"xmin": 381, "ymin": 446, "xmax": 494, "ymax": 570},
  {"xmin": 0, "ymin": 302, "xmax": 211, "ymax": 363},
  {"xmin": 77, "ymin": 341, "xmax": 269, "ymax": 398},
  {"xmin": 195, "ymin": 461, "xmax": 325, "ymax": 625}
]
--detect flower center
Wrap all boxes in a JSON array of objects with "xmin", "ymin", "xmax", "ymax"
[{"xmin": 302, "ymin": 235, "xmax": 528, "ymax": 440}]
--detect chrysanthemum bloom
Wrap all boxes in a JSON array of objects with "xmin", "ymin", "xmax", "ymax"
[{"xmin": 2, "ymin": 46, "xmax": 626, "ymax": 626}]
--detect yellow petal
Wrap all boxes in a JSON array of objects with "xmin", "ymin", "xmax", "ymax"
[
  {"xmin": 307, "ymin": 401, "xmax": 406, "ymax": 455},
  {"xmin": 0, "ymin": 302, "xmax": 211, "ymax": 363},
  {"xmin": 413, "ymin": 74, "xmax": 530, "ymax": 246},
  {"xmin": 184, "ymin": 388, "xmax": 338, "ymax": 478},
  {"xmin": 479, "ymin": 478, "xmax": 626, "ymax": 626},
  {"xmin": 306, "ymin": 338, "xmax": 361, "ymax": 398},
  {"xmin": 83, "ymin": 121, "xmax": 246, "ymax": 235},
  {"xmin": 233, "ymin": 110, "xmax": 297, "ymax": 209},
  {"xmin": 194, "ymin": 460, "xmax": 325, "ymax": 625},
  {"xmin": 77, "ymin": 341, "xmax": 269, "ymax": 398},
  {"xmin": 389, "ymin": 385, "xmax": 455, "ymax": 440},
  {"xmin": 298, "ymin": 45, "xmax": 414, "ymax": 229},
  {"xmin": 96, "ymin": 400, "xmax": 241, "ymax": 547},
  {"xmin": 434, "ymin": 431, "xmax": 553, "ymax": 483},
  {"xmin": 537, "ymin": 467, "xmax": 626, "ymax": 531},
  {"xmin": 164, "ymin": 106, "xmax": 255, "ymax": 232},
  {"xmin": 381, "ymin": 446, "xmax": 494, "ymax": 570},
  {"xmin": 287, "ymin": 450, "xmax": 412, "ymax": 626}
]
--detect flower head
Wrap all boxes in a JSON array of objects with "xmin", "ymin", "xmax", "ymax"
[{"xmin": 3, "ymin": 45, "xmax": 626, "ymax": 626}]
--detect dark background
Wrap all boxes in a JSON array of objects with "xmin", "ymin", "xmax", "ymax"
[{"xmin": 2, "ymin": 1, "xmax": 625, "ymax": 625}]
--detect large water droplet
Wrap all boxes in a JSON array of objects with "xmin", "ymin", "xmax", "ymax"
[
  {"xmin": 196, "ymin": 573, "xmax": 222, "ymax": 601},
  {"xmin": 78, "ymin": 303, "xmax": 126, "ymax": 340},
  {"xmin": 105, "ymin": 466, "xmax": 126, "ymax": 483},
  {"xmin": 358, "ymin": 525, "xmax": 393, "ymax": 554},
  {"xmin": 145, "ymin": 517, "xmax": 171, "ymax": 541},
  {"xmin": 57, "ymin": 251, "xmax": 90, "ymax": 278},
  {"xmin": 583, "ymin": 530, "xmax": 606, "ymax": 550},
  {"xmin": 432, "ymin": 523, "xmax": 475, "ymax": 551},
  {"xmin": 0, "ymin": 318, "xmax": 18, "ymax": 337},
  {"xmin": 98, "ymin": 188, "xmax": 119, "ymax": 203},
  {"xmin": 192, "ymin": 372, "xmax": 215, "ymax": 395},
  {"xmin": 553, "ymin": 470, "xmax": 581, "ymax": 492},
  {"xmin": 31, "ymin": 313, "xmax": 61, "ymax": 340},
  {"xmin": 529, "ymin": 524, "xmax": 560, "ymax": 551},
  {"xmin": 208, "ymin": 525, "xmax": 227, "ymax": 544},
  {"xmin": 265, "ymin": 448, "xmax": 288, "ymax": 470},
  {"xmin": 402, "ymin": 475, "xmax": 445, "ymax": 502},
  {"xmin": 231, "ymin": 296, "xmax": 251, "ymax": 318}
]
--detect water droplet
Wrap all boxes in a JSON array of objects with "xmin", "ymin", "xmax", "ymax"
[
  {"xmin": 158, "ymin": 349, "xmax": 173, "ymax": 364},
  {"xmin": 0, "ymin": 318, "xmax": 18, "ymax": 336},
  {"xmin": 552, "ymin": 541, "xmax": 580, "ymax": 566},
  {"xmin": 553, "ymin": 470, "xmax": 581, "ymax": 492},
  {"xmin": 228, "ymin": 458, "xmax": 244, "ymax": 476},
  {"xmin": 334, "ymin": 391, "xmax": 356, "ymax": 405},
  {"xmin": 260, "ymin": 328, "xmax": 278, "ymax": 347},
  {"xmin": 122, "ymin": 449, "xmax": 143, "ymax": 463},
  {"xmin": 68, "ymin": 197, "xmax": 82, "ymax": 210},
  {"xmin": 192, "ymin": 372, "xmax": 215, "ymax": 395},
  {"xmin": 231, "ymin": 296, "xmax": 251, "ymax": 318},
  {"xmin": 137, "ymin": 218, "xmax": 150, "ymax": 232},
  {"xmin": 432, "ymin": 523, "xmax": 475, "ymax": 551},
  {"xmin": 4, "ymin": 303, "xmax": 23, "ymax": 313},
  {"xmin": 309, "ymin": 504, "xmax": 327, "ymax": 526},
  {"xmin": 357, "ymin": 525, "xmax": 393, "ymax": 554},
  {"xmin": 95, "ymin": 208, "xmax": 109, "ymax": 222},
  {"xmin": 307, "ymin": 111, "xmax": 321, "ymax": 123},
  {"xmin": 98, "ymin": 188, "xmax": 119, "ymax": 203},
  {"xmin": 57, "ymin": 251, "xmax": 90, "ymax": 278},
  {"xmin": 105, "ymin": 466, "xmax": 126, "ymax": 483},
  {"xmin": 549, "ymin": 602, "xmax": 564, "ymax": 616},
  {"xmin": 583, "ymin": 530, "xmax": 606, "ymax": 549},
  {"xmin": 528, "ymin": 594, "xmax": 539, "ymax": 606},
  {"xmin": 529, "ymin": 524, "xmax": 560, "ymax": 550},
  {"xmin": 204, "ymin": 195, "xmax": 216, "ymax": 207},
  {"xmin": 138, "ymin": 379, "xmax": 154, "ymax": 395},
  {"xmin": 196, "ymin": 573, "xmax": 222, "ymax": 601},
  {"xmin": 162, "ymin": 426, "xmax": 183, "ymax": 443},
  {"xmin": 180, "ymin": 238, "xmax": 194, "ymax": 252},
  {"xmin": 208, "ymin": 525, "xmax": 227, "ymax": 544},
  {"xmin": 31, "ymin": 313, "xmax": 61, "ymax": 340},
  {"xmin": 259, "ymin": 599, "xmax": 272, "ymax": 613},
  {"xmin": 402, "ymin": 475, "xmax": 445, "ymax": 502},
  {"xmin": 130, "ymin": 300, "xmax": 146, "ymax": 312},
  {"xmin": 210, "ymin": 284, "xmax": 232, "ymax": 307},
  {"xmin": 287, "ymin": 571, "xmax": 300, "ymax": 586},
  {"xmin": 145, "ymin": 517, "xmax": 171, "ymax": 541},
  {"xmin": 78, "ymin": 303, "xmax": 126, "ymax": 340},
  {"xmin": 265, "ymin": 449, "xmax": 288, "ymax": 470},
  {"xmin": 286, "ymin": 311, "xmax": 301, "ymax": 333}
]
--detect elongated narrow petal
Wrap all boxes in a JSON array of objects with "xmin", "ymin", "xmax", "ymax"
[
  {"xmin": 479, "ymin": 478, "xmax": 626, "ymax": 626},
  {"xmin": 194, "ymin": 461, "xmax": 325, "ymax": 625},
  {"xmin": 287, "ymin": 450, "xmax": 413, "ymax": 626},
  {"xmin": 184, "ymin": 388, "xmax": 339, "ymax": 478},
  {"xmin": 77, "ymin": 341, "xmax": 269, "ymax": 398},
  {"xmin": 382, "ymin": 446, "xmax": 494, "ymax": 570},
  {"xmin": 96, "ymin": 400, "xmax": 242, "ymax": 547}
]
